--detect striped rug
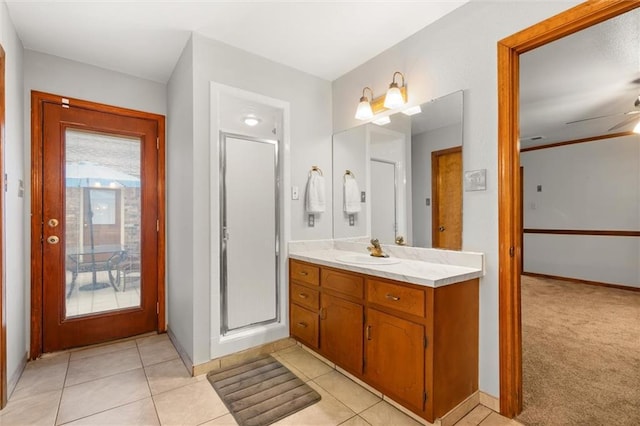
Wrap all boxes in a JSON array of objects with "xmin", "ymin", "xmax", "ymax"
[{"xmin": 207, "ymin": 354, "xmax": 321, "ymax": 426}]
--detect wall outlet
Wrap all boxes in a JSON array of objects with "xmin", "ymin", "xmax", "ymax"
[
  {"xmin": 308, "ymin": 214, "xmax": 315, "ymax": 227},
  {"xmin": 426, "ymin": 198, "xmax": 431, "ymax": 206},
  {"xmin": 349, "ymin": 214, "xmax": 355, "ymax": 226},
  {"xmin": 537, "ymin": 185, "xmax": 542, "ymax": 192},
  {"xmin": 291, "ymin": 186, "xmax": 299, "ymax": 200},
  {"xmin": 360, "ymin": 191, "xmax": 366, "ymax": 202}
]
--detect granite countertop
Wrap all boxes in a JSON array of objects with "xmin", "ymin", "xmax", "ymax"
[{"xmin": 289, "ymin": 249, "xmax": 483, "ymax": 288}]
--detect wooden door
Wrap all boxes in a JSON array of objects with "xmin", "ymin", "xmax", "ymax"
[
  {"xmin": 432, "ymin": 147, "xmax": 462, "ymax": 250},
  {"xmin": 320, "ymin": 293, "xmax": 363, "ymax": 374},
  {"xmin": 365, "ymin": 308, "xmax": 425, "ymax": 410},
  {"xmin": 35, "ymin": 94, "xmax": 162, "ymax": 353}
]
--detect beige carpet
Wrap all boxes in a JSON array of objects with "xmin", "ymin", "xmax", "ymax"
[{"xmin": 517, "ymin": 275, "xmax": 640, "ymax": 426}]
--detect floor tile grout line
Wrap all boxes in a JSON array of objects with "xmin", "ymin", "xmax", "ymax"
[
  {"xmin": 138, "ymin": 340, "xmax": 163, "ymax": 426},
  {"xmin": 63, "ymin": 363, "xmax": 145, "ymax": 390},
  {"xmin": 55, "ymin": 396, "xmax": 153, "ymax": 426},
  {"xmin": 68, "ymin": 343, "xmax": 138, "ymax": 363},
  {"xmin": 53, "ymin": 355, "xmax": 71, "ymax": 426}
]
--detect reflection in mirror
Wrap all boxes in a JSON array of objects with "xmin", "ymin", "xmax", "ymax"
[{"xmin": 332, "ymin": 90, "xmax": 463, "ymax": 248}]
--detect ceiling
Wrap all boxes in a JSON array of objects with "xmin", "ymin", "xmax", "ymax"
[
  {"xmin": 5, "ymin": 0, "xmax": 468, "ymax": 83},
  {"xmin": 520, "ymin": 8, "xmax": 640, "ymax": 148},
  {"xmin": 6, "ymin": 1, "xmax": 638, "ymax": 146}
]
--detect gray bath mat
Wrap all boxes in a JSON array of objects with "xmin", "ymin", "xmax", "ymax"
[{"xmin": 206, "ymin": 354, "xmax": 321, "ymax": 426}]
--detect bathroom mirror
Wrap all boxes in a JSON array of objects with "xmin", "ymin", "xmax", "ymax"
[{"xmin": 332, "ymin": 90, "xmax": 463, "ymax": 249}]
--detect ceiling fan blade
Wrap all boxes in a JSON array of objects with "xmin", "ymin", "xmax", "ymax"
[
  {"xmin": 566, "ymin": 111, "xmax": 628, "ymax": 124},
  {"xmin": 607, "ymin": 114, "xmax": 640, "ymax": 132}
]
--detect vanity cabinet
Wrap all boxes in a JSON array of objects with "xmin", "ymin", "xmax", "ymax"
[{"xmin": 289, "ymin": 258, "xmax": 479, "ymax": 423}]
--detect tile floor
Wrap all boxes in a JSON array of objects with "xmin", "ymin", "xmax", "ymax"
[{"xmin": 1, "ymin": 334, "xmax": 522, "ymax": 426}]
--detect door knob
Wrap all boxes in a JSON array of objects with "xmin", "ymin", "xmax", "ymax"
[
  {"xmin": 46, "ymin": 236, "xmax": 60, "ymax": 244},
  {"xmin": 439, "ymin": 226, "xmax": 446, "ymax": 232},
  {"xmin": 48, "ymin": 218, "xmax": 59, "ymax": 227}
]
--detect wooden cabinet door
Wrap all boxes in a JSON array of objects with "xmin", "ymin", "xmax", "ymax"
[
  {"xmin": 365, "ymin": 308, "xmax": 425, "ymax": 410},
  {"xmin": 321, "ymin": 293, "xmax": 364, "ymax": 374}
]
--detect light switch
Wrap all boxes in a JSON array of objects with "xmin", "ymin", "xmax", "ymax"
[
  {"xmin": 291, "ymin": 186, "xmax": 299, "ymax": 200},
  {"xmin": 360, "ymin": 191, "xmax": 366, "ymax": 202}
]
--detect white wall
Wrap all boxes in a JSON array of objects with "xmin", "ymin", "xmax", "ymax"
[
  {"xmin": 166, "ymin": 38, "xmax": 195, "ymax": 364},
  {"xmin": 331, "ymin": 0, "xmax": 581, "ymax": 398},
  {"xmin": 412, "ymin": 123, "xmax": 462, "ymax": 247},
  {"xmin": 1, "ymin": 0, "xmax": 26, "ymax": 394},
  {"xmin": 168, "ymin": 34, "xmax": 332, "ymax": 365},
  {"xmin": 522, "ymin": 135, "xmax": 640, "ymax": 287}
]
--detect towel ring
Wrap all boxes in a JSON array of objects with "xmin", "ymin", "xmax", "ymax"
[
  {"xmin": 345, "ymin": 170, "xmax": 355, "ymax": 178},
  {"xmin": 309, "ymin": 165, "xmax": 323, "ymax": 176}
]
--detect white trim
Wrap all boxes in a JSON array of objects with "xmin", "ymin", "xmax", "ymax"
[{"xmin": 209, "ymin": 82, "xmax": 291, "ymax": 359}]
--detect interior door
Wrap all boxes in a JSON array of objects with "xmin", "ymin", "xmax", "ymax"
[
  {"xmin": 221, "ymin": 133, "xmax": 279, "ymax": 333},
  {"xmin": 370, "ymin": 159, "xmax": 397, "ymax": 244},
  {"xmin": 432, "ymin": 147, "xmax": 462, "ymax": 250},
  {"xmin": 40, "ymin": 100, "xmax": 159, "ymax": 352}
]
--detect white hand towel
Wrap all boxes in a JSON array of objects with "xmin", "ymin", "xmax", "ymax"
[
  {"xmin": 344, "ymin": 175, "xmax": 361, "ymax": 213},
  {"xmin": 305, "ymin": 172, "xmax": 325, "ymax": 213}
]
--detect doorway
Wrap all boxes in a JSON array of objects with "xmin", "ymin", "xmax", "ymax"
[
  {"xmin": 31, "ymin": 92, "xmax": 166, "ymax": 356},
  {"xmin": 497, "ymin": 1, "xmax": 640, "ymax": 418},
  {"xmin": 220, "ymin": 132, "xmax": 280, "ymax": 333},
  {"xmin": 431, "ymin": 147, "xmax": 462, "ymax": 250},
  {"xmin": 370, "ymin": 158, "xmax": 397, "ymax": 244}
]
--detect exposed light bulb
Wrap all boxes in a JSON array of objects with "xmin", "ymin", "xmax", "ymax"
[
  {"xmin": 372, "ymin": 116, "xmax": 391, "ymax": 126},
  {"xmin": 401, "ymin": 105, "xmax": 422, "ymax": 116},
  {"xmin": 633, "ymin": 120, "xmax": 640, "ymax": 134}
]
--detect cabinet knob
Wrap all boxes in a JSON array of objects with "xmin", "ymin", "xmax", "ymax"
[{"xmin": 385, "ymin": 294, "xmax": 400, "ymax": 301}]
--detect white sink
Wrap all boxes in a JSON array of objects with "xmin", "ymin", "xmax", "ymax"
[{"xmin": 334, "ymin": 254, "xmax": 401, "ymax": 266}]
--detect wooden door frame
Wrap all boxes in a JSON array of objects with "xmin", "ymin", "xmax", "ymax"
[
  {"xmin": 497, "ymin": 0, "xmax": 640, "ymax": 417},
  {"xmin": 30, "ymin": 91, "xmax": 166, "ymax": 358},
  {"xmin": 0, "ymin": 43, "xmax": 7, "ymax": 408},
  {"xmin": 431, "ymin": 146, "xmax": 462, "ymax": 249}
]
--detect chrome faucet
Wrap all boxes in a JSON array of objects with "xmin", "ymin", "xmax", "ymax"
[{"xmin": 367, "ymin": 239, "xmax": 389, "ymax": 258}]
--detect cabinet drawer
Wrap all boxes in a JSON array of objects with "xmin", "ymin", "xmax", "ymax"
[
  {"xmin": 322, "ymin": 269, "xmax": 364, "ymax": 299},
  {"xmin": 290, "ymin": 260, "xmax": 320, "ymax": 286},
  {"xmin": 290, "ymin": 304, "xmax": 319, "ymax": 348},
  {"xmin": 367, "ymin": 278, "xmax": 425, "ymax": 317},
  {"xmin": 291, "ymin": 282, "xmax": 320, "ymax": 311}
]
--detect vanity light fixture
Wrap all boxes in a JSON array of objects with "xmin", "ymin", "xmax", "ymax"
[
  {"xmin": 384, "ymin": 71, "xmax": 407, "ymax": 109},
  {"xmin": 401, "ymin": 105, "xmax": 422, "ymax": 116},
  {"xmin": 355, "ymin": 87, "xmax": 374, "ymax": 120},
  {"xmin": 243, "ymin": 114, "xmax": 261, "ymax": 127}
]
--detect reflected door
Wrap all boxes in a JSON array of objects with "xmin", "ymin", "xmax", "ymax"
[
  {"xmin": 370, "ymin": 159, "xmax": 397, "ymax": 244},
  {"xmin": 221, "ymin": 133, "xmax": 279, "ymax": 332},
  {"xmin": 432, "ymin": 147, "xmax": 462, "ymax": 250},
  {"xmin": 40, "ymin": 101, "xmax": 159, "ymax": 352}
]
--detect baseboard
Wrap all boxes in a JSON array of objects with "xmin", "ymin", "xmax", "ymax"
[
  {"xmin": 7, "ymin": 352, "xmax": 28, "ymax": 399},
  {"xmin": 479, "ymin": 391, "xmax": 500, "ymax": 413},
  {"xmin": 439, "ymin": 391, "xmax": 480, "ymax": 426},
  {"xmin": 167, "ymin": 327, "xmax": 194, "ymax": 375},
  {"xmin": 523, "ymin": 272, "xmax": 640, "ymax": 292},
  {"xmin": 192, "ymin": 337, "xmax": 296, "ymax": 377}
]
